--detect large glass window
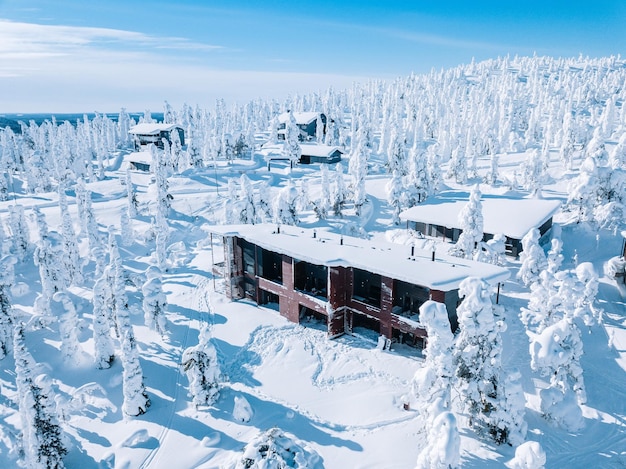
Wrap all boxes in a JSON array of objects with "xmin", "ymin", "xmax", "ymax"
[
  {"xmin": 392, "ymin": 280, "xmax": 429, "ymax": 319},
  {"xmin": 352, "ymin": 268, "xmax": 381, "ymax": 308},
  {"xmin": 294, "ymin": 260, "xmax": 328, "ymax": 299},
  {"xmin": 257, "ymin": 247, "xmax": 283, "ymax": 284}
]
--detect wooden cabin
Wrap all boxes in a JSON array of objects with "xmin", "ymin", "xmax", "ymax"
[
  {"xmin": 277, "ymin": 111, "xmax": 326, "ymax": 142},
  {"xmin": 400, "ymin": 194, "xmax": 561, "ymax": 257},
  {"xmin": 208, "ymin": 224, "xmax": 509, "ymax": 347},
  {"xmin": 129, "ymin": 123, "xmax": 185, "ymax": 151},
  {"xmin": 299, "ymin": 144, "xmax": 342, "ymax": 164}
]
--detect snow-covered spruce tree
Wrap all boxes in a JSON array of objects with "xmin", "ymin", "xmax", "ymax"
[
  {"xmin": 142, "ymin": 266, "xmax": 167, "ymax": 336},
  {"xmin": 256, "ymin": 180, "xmax": 273, "ymax": 223},
  {"xmin": 314, "ymin": 164, "xmax": 331, "ymax": 220},
  {"xmin": 0, "ymin": 254, "xmax": 16, "ymax": 359},
  {"xmin": 8, "ymin": 204, "xmax": 30, "ymax": 263},
  {"xmin": 410, "ymin": 301, "xmax": 460, "ymax": 469},
  {"xmin": 92, "ymin": 276, "xmax": 115, "ymax": 369},
  {"xmin": 529, "ymin": 317, "xmax": 585, "ymax": 431},
  {"xmin": 273, "ymin": 181, "xmax": 299, "ymax": 226},
  {"xmin": 14, "ymin": 323, "xmax": 68, "ymax": 469},
  {"xmin": 519, "ymin": 148, "xmax": 545, "ymax": 197},
  {"xmin": 348, "ymin": 125, "xmax": 369, "ymax": 216},
  {"xmin": 121, "ymin": 329, "xmax": 150, "ymax": 416},
  {"xmin": 51, "ymin": 291, "xmax": 81, "ymax": 367},
  {"xmin": 227, "ymin": 427, "xmax": 321, "ymax": 469},
  {"xmin": 281, "ymin": 111, "xmax": 301, "ymax": 168},
  {"xmin": 453, "ymin": 277, "xmax": 525, "ymax": 445},
  {"xmin": 57, "ymin": 187, "xmax": 83, "ymax": 286},
  {"xmin": 124, "ymin": 167, "xmax": 138, "ymax": 218},
  {"xmin": 446, "ymin": 141, "xmax": 468, "ymax": 184},
  {"xmin": 33, "ymin": 206, "xmax": 49, "ymax": 243},
  {"xmin": 332, "ymin": 163, "xmax": 346, "ymax": 217},
  {"xmin": 517, "ymin": 228, "xmax": 548, "ymax": 287},
  {"xmin": 449, "ymin": 184, "xmax": 484, "ymax": 259},
  {"xmin": 238, "ymin": 174, "xmax": 256, "ymax": 224},
  {"xmin": 33, "ymin": 231, "xmax": 68, "ymax": 316},
  {"xmin": 107, "ymin": 229, "xmax": 131, "ymax": 336},
  {"xmin": 386, "ymin": 128, "xmax": 407, "ymax": 175},
  {"xmin": 409, "ymin": 301, "xmax": 455, "ymax": 415},
  {"xmin": 181, "ymin": 323, "xmax": 221, "ymax": 407},
  {"xmin": 386, "ymin": 170, "xmax": 404, "ymax": 225},
  {"xmin": 405, "ymin": 145, "xmax": 429, "ymax": 207},
  {"xmin": 120, "ymin": 208, "xmax": 133, "ymax": 247}
]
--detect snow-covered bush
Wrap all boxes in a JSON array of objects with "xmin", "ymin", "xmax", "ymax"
[
  {"xmin": 233, "ymin": 395, "xmax": 253, "ymax": 423},
  {"xmin": 227, "ymin": 427, "xmax": 322, "ymax": 469},
  {"xmin": 505, "ymin": 441, "xmax": 546, "ymax": 469}
]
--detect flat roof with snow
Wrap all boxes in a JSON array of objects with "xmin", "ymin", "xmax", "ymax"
[
  {"xmin": 300, "ymin": 144, "xmax": 342, "ymax": 157},
  {"xmin": 129, "ymin": 123, "xmax": 182, "ymax": 135},
  {"xmin": 399, "ymin": 192, "xmax": 561, "ymax": 240},
  {"xmin": 208, "ymin": 224, "xmax": 510, "ymax": 291},
  {"xmin": 126, "ymin": 151, "xmax": 152, "ymax": 165}
]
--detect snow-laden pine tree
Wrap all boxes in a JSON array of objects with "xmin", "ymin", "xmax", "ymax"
[
  {"xmin": 449, "ymin": 184, "xmax": 483, "ymax": 259},
  {"xmin": 142, "ymin": 266, "xmax": 167, "ymax": 336},
  {"xmin": 124, "ymin": 167, "xmax": 138, "ymax": 218},
  {"xmin": 386, "ymin": 128, "xmax": 407, "ymax": 175},
  {"xmin": 405, "ymin": 145, "xmax": 429, "ymax": 206},
  {"xmin": 386, "ymin": 170, "xmax": 404, "ymax": 225},
  {"xmin": 256, "ymin": 180, "xmax": 273, "ymax": 223},
  {"xmin": 314, "ymin": 164, "xmax": 331, "ymax": 220},
  {"xmin": 281, "ymin": 111, "xmax": 301, "ymax": 168},
  {"xmin": 51, "ymin": 291, "xmax": 82, "ymax": 367},
  {"xmin": 33, "ymin": 231, "xmax": 67, "ymax": 316},
  {"xmin": 273, "ymin": 181, "xmax": 299, "ymax": 226},
  {"xmin": 14, "ymin": 323, "xmax": 68, "ymax": 469},
  {"xmin": 0, "ymin": 254, "xmax": 16, "ymax": 359},
  {"xmin": 121, "ymin": 329, "xmax": 150, "ymax": 416},
  {"xmin": 446, "ymin": 141, "xmax": 468, "ymax": 184},
  {"xmin": 348, "ymin": 125, "xmax": 369, "ymax": 216},
  {"xmin": 57, "ymin": 187, "xmax": 83, "ymax": 286},
  {"xmin": 331, "ymin": 164, "xmax": 346, "ymax": 217},
  {"xmin": 238, "ymin": 174, "xmax": 256, "ymax": 224},
  {"xmin": 519, "ymin": 149, "xmax": 545, "ymax": 197},
  {"xmin": 453, "ymin": 277, "xmax": 524, "ymax": 445},
  {"xmin": 517, "ymin": 228, "xmax": 548, "ymax": 287},
  {"xmin": 107, "ymin": 229, "xmax": 131, "ymax": 336},
  {"xmin": 181, "ymin": 323, "xmax": 221, "ymax": 407},
  {"xmin": 410, "ymin": 301, "xmax": 460, "ymax": 469},
  {"xmin": 92, "ymin": 275, "xmax": 115, "ymax": 369},
  {"xmin": 120, "ymin": 208, "xmax": 133, "ymax": 247},
  {"xmin": 8, "ymin": 204, "xmax": 30, "ymax": 263}
]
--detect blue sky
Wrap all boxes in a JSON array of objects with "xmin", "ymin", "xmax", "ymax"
[{"xmin": 1, "ymin": 0, "xmax": 625, "ymax": 112}]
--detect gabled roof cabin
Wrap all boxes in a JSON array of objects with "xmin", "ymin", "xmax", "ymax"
[
  {"xmin": 277, "ymin": 112, "xmax": 326, "ymax": 142},
  {"xmin": 400, "ymin": 193, "xmax": 561, "ymax": 257},
  {"xmin": 208, "ymin": 224, "xmax": 510, "ymax": 347},
  {"xmin": 129, "ymin": 123, "xmax": 185, "ymax": 151}
]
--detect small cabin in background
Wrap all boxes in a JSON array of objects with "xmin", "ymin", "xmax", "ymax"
[
  {"xmin": 399, "ymin": 193, "xmax": 561, "ymax": 257},
  {"xmin": 129, "ymin": 123, "xmax": 185, "ymax": 151},
  {"xmin": 299, "ymin": 144, "xmax": 342, "ymax": 164},
  {"xmin": 126, "ymin": 151, "xmax": 152, "ymax": 172},
  {"xmin": 207, "ymin": 224, "xmax": 509, "ymax": 348},
  {"xmin": 277, "ymin": 112, "xmax": 326, "ymax": 142}
]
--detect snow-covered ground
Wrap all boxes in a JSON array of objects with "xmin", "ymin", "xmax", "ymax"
[{"xmin": 1, "ymin": 57, "xmax": 626, "ymax": 468}]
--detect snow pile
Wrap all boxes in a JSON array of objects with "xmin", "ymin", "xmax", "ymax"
[
  {"xmin": 233, "ymin": 395, "xmax": 253, "ymax": 423},
  {"xmin": 226, "ymin": 427, "xmax": 322, "ymax": 469},
  {"xmin": 506, "ymin": 441, "xmax": 546, "ymax": 469}
]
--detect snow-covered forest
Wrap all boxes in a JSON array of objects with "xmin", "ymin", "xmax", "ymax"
[{"xmin": 0, "ymin": 55, "xmax": 625, "ymax": 468}]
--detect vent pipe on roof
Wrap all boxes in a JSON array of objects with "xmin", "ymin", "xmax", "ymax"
[
  {"xmin": 431, "ymin": 245, "xmax": 436, "ymax": 262},
  {"xmin": 313, "ymin": 230, "xmax": 317, "ymax": 238},
  {"xmin": 277, "ymin": 225, "xmax": 280, "ymax": 234},
  {"xmin": 340, "ymin": 236, "xmax": 343, "ymax": 245},
  {"xmin": 411, "ymin": 245, "xmax": 415, "ymax": 257}
]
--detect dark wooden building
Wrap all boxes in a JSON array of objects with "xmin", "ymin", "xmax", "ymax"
[
  {"xmin": 277, "ymin": 112, "xmax": 326, "ymax": 142},
  {"xmin": 400, "ymin": 194, "xmax": 561, "ymax": 257},
  {"xmin": 129, "ymin": 123, "xmax": 185, "ymax": 151},
  {"xmin": 208, "ymin": 224, "xmax": 509, "ymax": 347},
  {"xmin": 299, "ymin": 144, "xmax": 342, "ymax": 164}
]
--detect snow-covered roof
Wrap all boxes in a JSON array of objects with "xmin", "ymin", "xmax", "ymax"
[
  {"xmin": 207, "ymin": 224, "xmax": 510, "ymax": 291},
  {"xmin": 277, "ymin": 112, "xmax": 320, "ymax": 126},
  {"xmin": 129, "ymin": 123, "xmax": 182, "ymax": 135},
  {"xmin": 399, "ymin": 192, "xmax": 561, "ymax": 240},
  {"xmin": 622, "ymin": 230, "xmax": 626, "ymax": 239},
  {"xmin": 300, "ymin": 144, "xmax": 342, "ymax": 157},
  {"xmin": 126, "ymin": 151, "xmax": 152, "ymax": 165}
]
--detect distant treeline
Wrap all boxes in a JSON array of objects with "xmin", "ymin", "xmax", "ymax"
[{"xmin": 0, "ymin": 113, "xmax": 164, "ymax": 133}]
